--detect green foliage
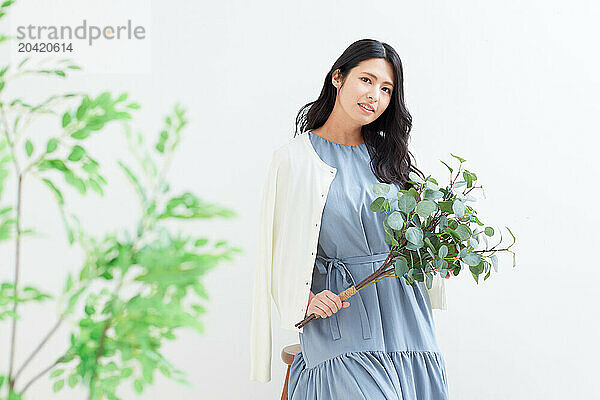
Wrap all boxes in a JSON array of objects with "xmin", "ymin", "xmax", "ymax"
[
  {"xmin": 0, "ymin": 3, "xmax": 240, "ymax": 398},
  {"xmin": 372, "ymin": 156, "xmax": 517, "ymax": 288},
  {"xmin": 57, "ymin": 228, "xmax": 238, "ymax": 398},
  {"xmin": 0, "ymin": 282, "xmax": 52, "ymax": 321},
  {"xmin": 50, "ymin": 108, "xmax": 241, "ymax": 400}
]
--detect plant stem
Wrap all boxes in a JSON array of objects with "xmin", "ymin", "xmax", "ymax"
[
  {"xmin": 360, "ymin": 271, "xmax": 395, "ymax": 289},
  {"xmin": 7, "ymin": 173, "xmax": 23, "ymax": 393},
  {"xmin": 13, "ymin": 315, "xmax": 66, "ymax": 385},
  {"xmin": 19, "ymin": 354, "xmax": 68, "ymax": 394}
]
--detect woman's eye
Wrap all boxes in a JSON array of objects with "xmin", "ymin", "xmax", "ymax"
[{"xmin": 362, "ymin": 77, "xmax": 391, "ymax": 94}]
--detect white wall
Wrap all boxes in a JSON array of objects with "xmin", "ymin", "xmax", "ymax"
[{"xmin": 1, "ymin": 0, "xmax": 599, "ymax": 399}]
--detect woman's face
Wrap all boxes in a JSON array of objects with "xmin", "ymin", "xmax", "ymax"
[{"xmin": 333, "ymin": 58, "xmax": 395, "ymax": 125}]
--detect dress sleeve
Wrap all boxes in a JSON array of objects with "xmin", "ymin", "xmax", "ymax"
[{"xmin": 249, "ymin": 149, "xmax": 280, "ymax": 382}]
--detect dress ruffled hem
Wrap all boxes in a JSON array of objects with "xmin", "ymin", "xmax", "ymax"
[{"xmin": 288, "ymin": 349, "xmax": 449, "ymax": 400}]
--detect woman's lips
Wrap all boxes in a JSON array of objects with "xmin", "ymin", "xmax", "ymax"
[{"xmin": 358, "ymin": 103, "xmax": 374, "ymax": 114}]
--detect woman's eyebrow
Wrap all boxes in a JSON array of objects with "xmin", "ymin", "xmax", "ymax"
[{"xmin": 361, "ymin": 71, "xmax": 394, "ymax": 87}]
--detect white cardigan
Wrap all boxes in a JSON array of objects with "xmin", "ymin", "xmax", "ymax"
[{"xmin": 249, "ymin": 130, "xmax": 447, "ymax": 383}]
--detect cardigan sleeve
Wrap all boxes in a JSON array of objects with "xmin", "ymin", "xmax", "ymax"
[
  {"xmin": 408, "ymin": 141, "xmax": 447, "ymax": 310},
  {"xmin": 249, "ymin": 149, "xmax": 280, "ymax": 383},
  {"xmin": 429, "ymin": 274, "xmax": 447, "ymax": 310}
]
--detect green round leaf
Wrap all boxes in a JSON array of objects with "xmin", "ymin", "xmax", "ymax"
[
  {"xmin": 415, "ymin": 199, "xmax": 437, "ymax": 218},
  {"xmin": 425, "ymin": 181, "xmax": 439, "ymax": 191},
  {"xmin": 134, "ymin": 378, "xmax": 144, "ymax": 394},
  {"xmin": 490, "ymin": 254, "xmax": 498, "ymax": 272},
  {"xmin": 469, "ymin": 237, "xmax": 478, "ymax": 249},
  {"xmin": 438, "ymin": 244, "xmax": 448, "ymax": 259},
  {"xmin": 423, "ymin": 188, "xmax": 444, "ymax": 201},
  {"xmin": 454, "ymin": 224, "xmax": 471, "ymax": 241},
  {"xmin": 75, "ymin": 102, "xmax": 88, "ymax": 120},
  {"xmin": 405, "ymin": 226, "xmax": 424, "ymax": 246},
  {"xmin": 394, "ymin": 257, "xmax": 409, "ymax": 277},
  {"xmin": 82, "ymin": 160, "xmax": 99, "ymax": 173},
  {"xmin": 452, "ymin": 199, "xmax": 465, "ymax": 217},
  {"xmin": 68, "ymin": 145, "xmax": 85, "ymax": 161},
  {"xmin": 463, "ymin": 251, "xmax": 481, "ymax": 266},
  {"xmin": 71, "ymin": 128, "xmax": 90, "ymax": 140},
  {"xmin": 372, "ymin": 182, "xmax": 390, "ymax": 195},
  {"xmin": 408, "ymin": 171, "xmax": 424, "ymax": 184},
  {"xmin": 64, "ymin": 171, "xmax": 86, "ymax": 194},
  {"xmin": 46, "ymin": 159, "xmax": 68, "ymax": 172},
  {"xmin": 46, "ymin": 138, "xmax": 58, "ymax": 153},
  {"xmin": 53, "ymin": 379, "xmax": 65, "ymax": 392},
  {"xmin": 61, "ymin": 112, "xmax": 71, "ymax": 127},
  {"xmin": 67, "ymin": 373, "xmax": 79, "ymax": 388},
  {"xmin": 25, "ymin": 139, "xmax": 33, "ymax": 157},
  {"xmin": 385, "ymin": 231, "xmax": 399, "ymax": 246},
  {"xmin": 369, "ymin": 196, "xmax": 387, "ymax": 214},
  {"xmin": 194, "ymin": 238, "xmax": 209, "ymax": 247},
  {"xmin": 87, "ymin": 178, "xmax": 103, "ymax": 195},
  {"xmin": 397, "ymin": 193, "xmax": 416, "ymax": 214},
  {"xmin": 50, "ymin": 368, "xmax": 64, "ymax": 378},
  {"xmin": 386, "ymin": 211, "xmax": 404, "ymax": 230}
]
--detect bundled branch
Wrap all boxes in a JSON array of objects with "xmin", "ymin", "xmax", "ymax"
[{"xmin": 295, "ymin": 154, "xmax": 517, "ymax": 329}]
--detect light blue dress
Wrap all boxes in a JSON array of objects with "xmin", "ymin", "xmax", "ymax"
[{"xmin": 287, "ymin": 131, "xmax": 449, "ymax": 400}]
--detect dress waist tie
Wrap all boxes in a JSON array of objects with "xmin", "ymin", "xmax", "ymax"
[{"xmin": 314, "ymin": 251, "xmax": 389, "ymax": 341}]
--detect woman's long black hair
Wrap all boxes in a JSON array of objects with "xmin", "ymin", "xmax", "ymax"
[{"xmin": 294, "ymin": 38, "xmax": 426, "ymax": 190}]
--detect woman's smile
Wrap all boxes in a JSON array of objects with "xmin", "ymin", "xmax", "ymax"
[{"xmin": 358, "ymin": 103, "xmax": 375, "ymax": 114}]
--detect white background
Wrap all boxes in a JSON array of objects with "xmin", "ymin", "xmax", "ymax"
[{"xmin": 1, "ymin": 0, "xmax": 599, "ymax": 399}]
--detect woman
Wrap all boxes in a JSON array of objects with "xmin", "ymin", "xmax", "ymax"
[{"xmin": 285, "ymin": 39, "xmax": 450, "ymax": 399}]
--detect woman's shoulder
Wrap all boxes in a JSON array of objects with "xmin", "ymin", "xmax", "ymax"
[{"xmin": 271, "ymin": 132, "xmax": 308, "ymax": 163}]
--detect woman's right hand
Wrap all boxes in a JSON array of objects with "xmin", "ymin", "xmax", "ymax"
[{"xmin": 306, "ymin": 290, "xmax": 350, "ymax": 318}]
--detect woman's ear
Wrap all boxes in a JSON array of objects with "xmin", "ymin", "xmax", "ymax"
[{"xmin": 332, "ymin": 69, "xmax": 342, "ymax": 90}]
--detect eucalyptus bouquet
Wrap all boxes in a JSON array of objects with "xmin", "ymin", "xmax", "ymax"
[{"xmin": 295, "ymin": 154, "xmax": 516, "ymax": 329}]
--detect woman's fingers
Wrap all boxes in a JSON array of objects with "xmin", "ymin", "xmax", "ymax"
[
  {"xmin": 308, "ymin": 290, "xmax": 352, "ymax": 318},
  {"xmin": 313, "ymin": 303, "xmax": 330, "ymax": 317},
  {"xmin": 308, "ymin": 295, "xmax": 328, "ymax": 317},
  {"xmin": 309, "ymin": 297, "xmax": 332, "ymax": 317},
  {"xmin": 310, "ymin": 302, "xmax": 329, "ymax": 318},
  {"xmin": 324, "ymin": 290, "xmax": 343, "ymax": 310},
  {"xmin": 306, "ymin": 290, "xmax": 353, "ymax": 318},
  {"xmin": 318, "ymin": 298, "xmax": 335, "ymax": 316}
]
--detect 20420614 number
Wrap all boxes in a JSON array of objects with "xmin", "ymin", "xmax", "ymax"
[{"xmin": 18, "ymin": 42, "xmax": 73, "ymax": 52}]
